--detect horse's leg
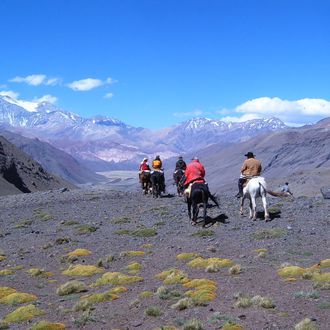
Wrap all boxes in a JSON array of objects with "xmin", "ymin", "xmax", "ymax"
[
  {"xmin": 262, "ymin": 193, "xmax": 270, "ymax": 221},
  {"xmin": 187, "ymin": 199, "xmax": 192, "ymax": 219},
  {"xmin": 240, "ymin": 196, "xmax": 244, "ymax": 215},
  {"xmin": 202, "ymin": 191, "xmax": 207, "ymax": 227},
  {"xmin": 192, "ymin": 202, "xmax": 199, "ymax": 223},
  {"xmin": 250, "ymin": 196, "xmax": 257, "ymax": 220}
]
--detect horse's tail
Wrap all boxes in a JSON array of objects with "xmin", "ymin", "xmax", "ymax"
[{"xmin": 266, "ymin": 190, "xmax": 292, "ymax": 197}]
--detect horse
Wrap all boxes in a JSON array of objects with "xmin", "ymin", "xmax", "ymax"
[
  {"xmin": 140, "ymin": 171, "xmax": 151, "ymax": 194},
  {"xmin": 240, "ymin": 176, "xmax": 288, "ymax": 221},
  {"xmin": 186, "ymin": 182, "xmax": 220, "ymax": 227},
  {"xmin": 173, "ymin": 169, "xmax": 185, "ymax": 196},
  {"xmin": 150, "ymin": 171, "xmax": 165, "ymax": 198}
]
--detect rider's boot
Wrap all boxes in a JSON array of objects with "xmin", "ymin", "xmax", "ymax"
[{"xmin": 236, "ymin": 179, "xmax": 244, "ymax": 198}]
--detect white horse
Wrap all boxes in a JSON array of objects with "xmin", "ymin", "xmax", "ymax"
[
  {"xmin": 240, "ymin": 177, "xmax": 268, "ymax": 221},
  {"xmin": 240, "ymin": 177, "xmax": 290, "ymax": 221}
]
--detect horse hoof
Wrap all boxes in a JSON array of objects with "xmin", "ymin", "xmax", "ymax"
[
  {"xmin": 191, "ymin": 221, "xmax": 197, "ymax": 226},
  {"xmin": 265, "ymin": 218, "xmax": 271, "ymax": 222}
]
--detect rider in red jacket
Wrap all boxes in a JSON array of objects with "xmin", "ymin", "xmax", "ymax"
[{"xmin": 183, "ymin": 157, "xmax": 205, "ymax": 187}]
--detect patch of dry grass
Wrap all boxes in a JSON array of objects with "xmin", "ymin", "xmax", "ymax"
[
  {"xmin": 62, "ymin": 264, "xmax": 104, "ymax": 277},
  {"xmin": 93, "ymin": 272, "xmax": 144, "ymax": 286},
  {"xmin": 3, "ymin": 304, "xmax": 45, "ymax": 324},
  {"xmin": 56, "ymin": 281, "xmax": 88, "ymax": 296}
]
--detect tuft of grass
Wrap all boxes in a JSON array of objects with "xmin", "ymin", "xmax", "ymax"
[
  {"xmin": 131, "ymin": 228, "xmax": 157, "ymax": 237},
  {"xmin": 317, "ymin": 301, "xmax": 330, "ymax": 309},
  {"xmin": 120, "ymin": 250, "xmax": 145, "ymax": 257},
  {"xmin": 251, "ymin": 295, "xmax": 275, "ymax": 309},
  {"xmin": 156, "ymin": 286, "xmax": 183, "ymax": 300},
  {"xmin": 76, "ymin": 225, "xmax": 97, "ymax": 235},
  {"xmin": 66, "ymin": 248, "xmax": 92, "ymax": 257},
  {"xmin": 294, "ymin": 291, "xmax": 320, "ymax": 299},
  {"xmin": 171, "ymin": 297, "xmax": 193, "ymax": 310},
  {"xmin": 145, "ymin": 306, "xmax": 163, "ymax": 317},
  {"xmin": 0, "ymin": 292, "xmax": 37, "ymax": 305},
  {"xmin": 320, "ymin": 259, "xmax": 330, "ymax": 268},
  {"xmin": 93, "ymin": 272, "xmax": 144, "ymax": 286},
  {"xmin": 188, "ymin": 257, "xmax": 233, "ymax": 271},
  {"xmin": 251, "ymin": 228, "xmax": 287, "ymax": 240},
  {"xmin": 220, "ymin": 322, "xmax": 243, "ymax": 330},
  {"xmin": 56, "ymin": 280, "xmax": 88, "ymax": 296},
  {"xmin": 191, "ymin": 230, "xmax": 215, "ymax": 237},
  {"xmin": 0, "ymin": 287, "xmax": 17, "ymax": 299},
  {"xmin": 140, "ymin": 243, "xmax": 153, "ymax": 249},
  {"xmin": 0, "ymin": 269, "xmax": 15, "ymax": 276},
  {"xmin": 229, "ymin": 264, "xmax": 242, "ymax": 275},
  {"xmin": 28, "ymin": 320, "xmax": 66, "ymax": 330},
  {"xmin": 234, "ymin": 297, "xmax": 252, "ymax": 308},
  {"xmin": 3, "ymin": 304, "xmax": 45, "ymax": 324},
  {"xmin": 182, "ymin": 318, "xmax": 203, "ymax": 330},
  {"xmin": 55, "ymin": 237, "xmax": 70, "ymax": 245},
  {"xmin": 122, "ymin": 261, "xmax": 141, "ymax": 274},
  {"xmin": 155, "ymin": 268, "xmax": 188, "ymax": 285},
  {"xmin": 27, "ymin": 268, "xmax": 53, "ymax": 278},
  {"xmin": 294, "ymin": 318, "xmax": 318, "ymax": 330},
  {"xmin": 14, "ymin": 219, "xmax": 33, "ymax": 228},
  {"xmin": 312, "ymin": 272, "xmax": 330, "ymax": 282},
  {"xmin": 313, "ymin": 282, "xmax": 330, "ymax": 290},
  {"xmin": 277, "ymin": 266, "xmax": 306, "ymax": 278},
  {"xmin": 176, "ymin": 252, "xmax": 200, "ymax": 261},
  {"xmin": 62, "ymin": 264, "xmax": 104, "ymax": 277},
  {"xmin": 114, "ymin": 229, "xmax": 131, "ymax": 235},
  {"xmin": 139, "ymin": 291, "xmax": 153, "ymax": 299},
  {"xmin": 63, "ymin": 220, "xmax": 79, "ymax": 226},
  {"xmin": 34, "ymin": 209, "xmax": 53, "ymax": 221},
  {"xmin": 111, "ymin": 216, "xmax": 131, "ymax": 224}
]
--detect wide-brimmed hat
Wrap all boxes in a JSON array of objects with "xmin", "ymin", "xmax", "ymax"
[
  {"xmin": 244, "ymin": 152, "xmax": 255, "ymax": 157},
  {"xmin": 143, "ymin": 157, "xmax": 148, "ymax": 161},
  {"xmin": 191, "ymin": 156, "xmax": 199, "ymax": 161}
]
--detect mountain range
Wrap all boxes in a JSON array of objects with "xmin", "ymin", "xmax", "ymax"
[{"xmin": 0, "ymin": 95, "xmax": 288, "ymax": 170}]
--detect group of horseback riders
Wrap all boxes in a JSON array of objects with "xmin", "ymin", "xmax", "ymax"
[{"xmin": 139, "ymin": 151, "xmax": 292, "ymax": 198}]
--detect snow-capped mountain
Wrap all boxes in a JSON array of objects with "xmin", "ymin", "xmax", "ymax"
[{"xmin": 0, "ymin": 95, "xmax": 289, "ymax": 169}]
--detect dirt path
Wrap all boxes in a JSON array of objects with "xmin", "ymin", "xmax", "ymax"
[{"xmin": 0, "ymin": 187, "xmax": 329, "ymax": 329}]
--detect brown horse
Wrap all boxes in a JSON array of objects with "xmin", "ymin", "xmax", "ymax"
[{"xmin": 140, "ymin": 171, "xmax": 151, "ymax": 194}]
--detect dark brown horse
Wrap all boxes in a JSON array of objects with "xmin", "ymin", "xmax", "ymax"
[{"xmin": 140, "ymin": 171, "xmax": 151, "ymax": 194}]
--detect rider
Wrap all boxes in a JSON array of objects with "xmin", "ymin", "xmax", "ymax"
[
  {"xmin": 181, "ymin": 157, "xmax": 219, "ymax": 206},
  {"xmin": 139, "ymin": 157, "xmax": 150, "ymax": 187},
  {"xmin": 281, "ymin": 182, "xmax": 293, "ymax": 196},
  {"xmin": 175, "ymin": 156, "xmax": 187, "ymax": 171},
  {"xmin": 152, "ymin": 155, "xmax": 165, "ymax": 192},
  {"xmin": 236, "ymin": 152, "xmax": 262, "ymax": 198}
]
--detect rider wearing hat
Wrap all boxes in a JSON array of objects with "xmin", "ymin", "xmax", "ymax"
[
  {"xmin": 236, "ymin": 152, "xmax": 262, "ymax": 198},
  {"xmin": 139, "ymin": 157, "xmax": 150, "ymax": 187}
]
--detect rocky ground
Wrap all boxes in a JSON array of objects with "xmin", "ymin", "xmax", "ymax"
[{"xmin": 0, "ymin": 185, "xmax": 329, "ymax": 330}]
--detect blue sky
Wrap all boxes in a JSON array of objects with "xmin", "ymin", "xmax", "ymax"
[{"xmin": 1, "ymin": 0, "xmax": 330, "ymax": 128}]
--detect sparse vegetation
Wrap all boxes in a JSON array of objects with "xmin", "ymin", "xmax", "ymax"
[
  {"xmin": 56, "ymin": 281, "xmax": 88, "ymax": 296},
  {"xmin": 294, "ymin": 318, "xmax": 318, "ymax": 330},
  {"xmin": 145, "ymin": 306, "xmax": 163, "ymax": 317},
  {"xmin": 191, "ymin": 230, "xmax": 215, "ymax": 237},
  {"xmin": 251, "ymin": 228, "xmax": 287, "ymax": 240},
  {"xmin": 182, "ymin": 318, "xmax": 203, "ymax": 330},
  {"xmin": 76, "ymin": 224, "xmax": 97, "ymax": 234}
]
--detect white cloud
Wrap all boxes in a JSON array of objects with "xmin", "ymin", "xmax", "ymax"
[
  {"xmin": 10, "ymin": 74, "xmax": 46, "ymax": 86},
  {"xmin": 104, "ymin": 92, "xmax": 114, "ymax": 99},
  {"xmin": 34, "ymin": 94, "xmax": 57, "ymax": 104},
  {"xmin": 219, "ymin": 97, "xmax": 330, "ymax": 125},
  {"xmin": 45, "ymin": 77, "xmax": 61, "ymax": 86},
  {"xmin": 0, "ymin": 90, "xmax": 19, "ymax": 99},
  {"xmin": 9, "ymin": 74, "xmax": 60, "ymax": 86},
  {"xmin": 173, "ymin": 109, "xmax": 204, "ymax": 117},
  {"xmin": 67, "ymin": 77, "xmax": 117, "ymax": 91}
]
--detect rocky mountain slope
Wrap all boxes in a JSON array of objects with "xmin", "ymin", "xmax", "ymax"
[
  {"xmin": 0, "ymin": 187, "xmax": 329, "ymax": 329},
  {"xmin": 0, "ymin": 136, "xmax": 73, "ymax": 196},
  {"xmin": 163, "ymin": 118, "xmax": 330, "ymax": 198},
  {"xmin": 0, "ymin": 130, "xmax": 104, "ymax": 184}
]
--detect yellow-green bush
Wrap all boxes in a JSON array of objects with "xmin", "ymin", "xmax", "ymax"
[
  {"xmin": 277, "ymin": 266, "xmax": 306, "ymax": 278},
  {"xmin": 27, "ymin": 268, "xmax": 53, "ymax": 278},
  {"xmin": 176, "ymin": 252, "xmax": 200, "ymax": 260},
  {"xmin": 66, "ymin": 248, "xmax": 92, "ymax": 257},
  {"xmin": 0, "ymin": 269, "xmax": 15, "ymax": 276},
  {"xmin": 221, "ymin": 322, "xmax": 244, "ymax": 330},
  {"xmin": 0, "ymin": 292, "xmax": 37, "ymax": 305},
  {"xmin": 155, "ymin": 268, "xmax": 189, "ymax": 285},
  {"xmin": 62, "ymin": 264, "xmax": 104, "ymax": 277},
  {"xmin": 120, "ymin": 250, "xmax": 145, "ymax": 257},
  {"xmin": 122, "ymin": 261, "xmax": 141, "ymax": 274},
  {"xmin": 56, "ymin": 281, "xmax": 88, "ymax": 296},
  {"xmin": 312, "ymin": 272, "xmax": 330, "ymax": 282},
  {"xmin": 320, "ymin": 259, "xmax": 330, "ymax": 269},
  {"xmin": 4, "ymin": 304, "xmax": 45, "ymax": 323},
  {"xmin": 28, "ymin": 320, "xmax": 66, "ymax": 330},
  {"xmin": 93, "ymin": 272, "xmax": 144, "ymax": 286},
  {"xmin": 0, "ymin": 287, "xmax": 17, "ymax": 299},
  {"xmin": 187, "ymin": 257, "xmax": 233, "ymax": 270}
]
